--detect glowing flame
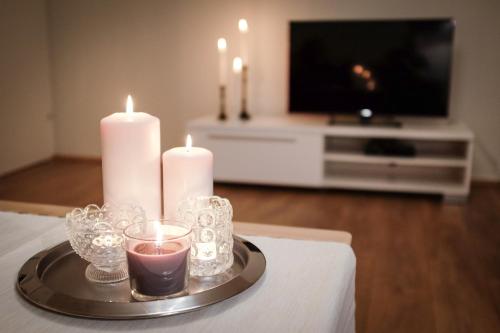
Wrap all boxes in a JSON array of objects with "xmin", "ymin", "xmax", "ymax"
[
  {"xmin": 186, "ymin": 134, "xmax": 192, "ymax": 152},
  {"xmin": 233, "ymin": 57, "xmax": 243, "ymax": 74},
  {"xmin": 353, "ymin": 65, "xmax": 363, "ymax": 75},
  {"xmin": 126, "ymin": 95, "xmax": 134, "ymax": 114},
  {"xmin": 217, "ymin": 38, "xmax": 227, "ymax": 52},
  {"xmin": 238, "ymin": 19, "xmax": 248, "ymax": 33}
]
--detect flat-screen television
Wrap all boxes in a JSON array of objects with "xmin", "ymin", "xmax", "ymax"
[{"xmin": 289, "ymin": 19, "xmax": 455, "ymax": 117}]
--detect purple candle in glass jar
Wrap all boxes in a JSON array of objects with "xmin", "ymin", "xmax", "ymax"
[
  {"xmin": 127, "ymin": 242, "xmax": 189, "ymax": 296},
  {"xmin": 124, "ymin": 221, "xmax": 192, "ymax": 301}
]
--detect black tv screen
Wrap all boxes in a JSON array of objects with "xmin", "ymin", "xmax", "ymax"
[{"xmin": 289, "ymin": 19, "xmax": 455, "ymax": 117}]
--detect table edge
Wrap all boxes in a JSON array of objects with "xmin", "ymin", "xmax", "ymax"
[{"xmin": 0, "ymin": 200, "xmax": 352, "ymax": 245}]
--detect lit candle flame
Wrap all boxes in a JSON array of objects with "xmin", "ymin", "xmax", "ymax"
[
  {"xmin": 233, "ymin": 57, "xmax": 242, "ymax": 74},
  {"xmin": 353, "ymin": 65, "xmax": 364, "ymax": 75},
  {"xmin": 217, "ymin": 38, "xmax": 227, "ymax": 52},
  {"xmin": 126, "ymin": 95, "xmax": 134, "ymax": 114},
  {"xmin": 238, "ymin": 18, "xmax": 248, "ymax": 33},
  {"xmin": 186, "ymin": 134, "xmax": 192, "ymax": 152}
]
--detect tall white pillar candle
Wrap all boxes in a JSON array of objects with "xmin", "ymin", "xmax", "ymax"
[
  {"xmin": 163, "ymin": 135, "xmax": 213, "ymax": 220},
  {"xmin": 100, "ymin": 95, "xmax": 161, "ymax": 219},
  {"xmin": 238, "ymin": 18, "xmax": 249, "ymax": 64},
  {"xmin": 217, "ymin": 38, "xmax": 227, "ymax": 85}
]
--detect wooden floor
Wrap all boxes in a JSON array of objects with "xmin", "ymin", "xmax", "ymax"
[{"xmin": 1, "ymin": 157, "xmax": 499, "ymax": 333}]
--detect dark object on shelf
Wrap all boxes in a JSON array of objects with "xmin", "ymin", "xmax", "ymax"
[
  {"xmin": 16, "ymin": 236, "xmax": 266, "ymax": 319},
  {"xmin": 364, "ymin": 139, "xmax": 416, "ymax": 157}
]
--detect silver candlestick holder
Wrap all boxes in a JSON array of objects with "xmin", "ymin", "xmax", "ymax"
[{"xmin": 218, "ymin": 85, "xmax": 227, "ymax": 121}]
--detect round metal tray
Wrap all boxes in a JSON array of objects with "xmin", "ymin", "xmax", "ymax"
[{"xmin": 16, "ymin": 236, "xmax": 265, "ymax": 319}]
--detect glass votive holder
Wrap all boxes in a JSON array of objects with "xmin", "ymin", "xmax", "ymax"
[
  {"xmin": 123, "ymin": 220, "xmax": 192, "ymax": 301},
  {"xmin": 65, "ymin": 203, "xmax": 146, "ymax": 284},
  {"xmin": 177, "ymin": 196, "xmax": 234, "ymax": 277}
]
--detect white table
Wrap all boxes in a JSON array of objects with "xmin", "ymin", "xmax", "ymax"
[{"xmin": 0, "ymin": 208, "xmax": 356, "ymax": 333}]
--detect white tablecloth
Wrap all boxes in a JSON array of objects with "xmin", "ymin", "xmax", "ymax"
[{"xmin": 0, "ymin": 211, "xmax": 356, "ymax": 333}]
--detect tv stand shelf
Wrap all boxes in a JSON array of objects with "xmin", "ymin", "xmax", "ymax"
[
  {"xmin": 187, "ymin": 115, "xmax": 474, "ymax": 202},
  {"xmin": 324, "ymin": 152, "xmax": 468, "ymax": 168}
]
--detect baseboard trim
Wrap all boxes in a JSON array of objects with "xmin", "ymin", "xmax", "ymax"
[
  {"xmin": 0, "ymin": 155, "xmax": 101, "ymax": 179},
  {"xmin": 53, "ymin": 154, "xmax": 101, "ymax": 162},
  {"xmin": 0, "ymin": 157, "xmax": 53, "ymax": 178},
  {"xmin": 470, "ymin": 176, "xmax": 500, "ymax": 183}
]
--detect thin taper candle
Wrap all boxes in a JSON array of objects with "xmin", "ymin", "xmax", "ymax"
[
  {"xmin": 217, "ymin": 38, "xmax": 227, "ymax": 85},
  {"xmin": 238, "ymin": 19, "xmax": 249, "ymax": 64}
]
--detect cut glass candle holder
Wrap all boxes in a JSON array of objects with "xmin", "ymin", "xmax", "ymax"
[
  {"xmin": 177, "ymin": 196, "xmax": 233, "ymax": 277},
  {"xmin": 65, "ymin": 203, "xmax": 146, "ymax": 283}
]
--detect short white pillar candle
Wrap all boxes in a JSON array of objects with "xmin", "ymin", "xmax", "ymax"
[{"xmin": 162, "ymin": 135, "xmax": 213, "ymax": 220}]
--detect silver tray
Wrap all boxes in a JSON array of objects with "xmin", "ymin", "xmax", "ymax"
[{"xmin": 16, "ymin": 236, "xmax": 265, "ymax": 319}]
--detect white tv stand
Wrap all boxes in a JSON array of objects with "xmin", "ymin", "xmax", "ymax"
[{"xmin": 187, "ymin": 115, "xmax": 474, "ymax": 202}]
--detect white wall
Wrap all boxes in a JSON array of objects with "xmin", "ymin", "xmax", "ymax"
[
  {"xmin": 47, "ymin": 0, "xmax": 500, "ymax": 180},
  {"xmin": 0, "ymin": 0, "xmax": 54, "ymax": 175}
]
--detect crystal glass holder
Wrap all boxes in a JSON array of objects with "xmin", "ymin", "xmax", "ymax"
[
  {"xmin": 177, "ymin": 196, "xmax": 233, "ymax": 277},
  {"xmin": 65, "ymin": 203, "xmax": 146, "ymax": 283}
]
